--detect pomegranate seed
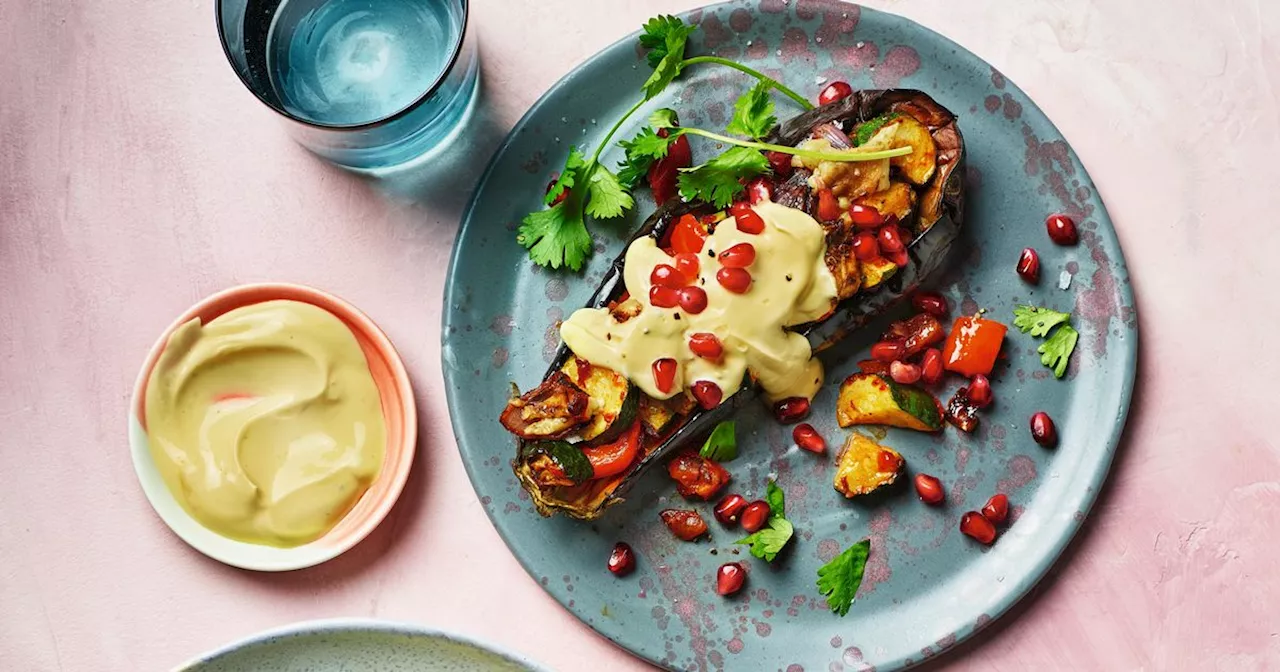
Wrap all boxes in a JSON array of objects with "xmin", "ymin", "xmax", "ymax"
[
  {"xmin": 848, "ymin": 204, "xmax": 885, "ymax": 228},
  {"xmin": 870, "ymin": 340, "xmax": 905, "ymax": 363},
  {"xmin": 886, "ymin": 249, "xmax": 910, "ymax": 267},
  {"xmin": 1030, "ymin": 411, "xmax": 1058, "ymax": 447},
  {"xmin": 546, "ymin": 178, "xmax": 568, "ymax": 206},
  {"xmin": 877, "ymin": 450, "xmax": 902, "ymax": 473},
  {"xmin": 688, "ymin": 332, "xmax": 724, "ymax": 361},
  {"xmin": 792, "ymin": 423, "xmax": 826, "ymax": 453},
  {"xmin": 713, "ymin": 494, "xmax": 748, "ymax": 526},
  {"xmin": 852, "ymin": 232, "xmax": 880, "ymax": 261},
  {"xmin": 911, "ymin": 292, "xmax": 948, "ymax": 317},
  {"xmin": 652, "ymin": 358, "xmax": 677, "ymax": 394},
  {"xmin": 960, "ymin": 511, "xmax": 997, "ymax": 545},
  {"xmin": 678, "ymin": 285, "xmax": 708, "ymax": 314},
  {"xmin": 692, "ymin": 380, "xmax": 723, "ymax": 409},
  {"xmin": 730, "ymin": 205, "xmax": 766, "ymax": 234},
  {"xmin": 746, "ymin": 177, "xmax": 773, "ymax": 204},
  {"xmin": 921, "ymin": 348, "xmax": 944, "ymax": 385},
  {"xmin": 718, "ymin": 242, "xmax": 757, "ymax": 268},
  {"xmin": 674, "ymin": 252, "xmax": 701, "ymax": 282},
  {"xmin": 1046, "ymin": 214, "xmax": 1079, "ymax": 245},
  {"xmin": 716, "ymin": 267, "xmax": 752, "ymax": 293},
  {"xmin": 914, "ymin": 474, "xmax": 945, "ymax": 505},
  {"xmin": 773, "ymin": 397, "xmax": 811, "ymax": 423},
  {"xmin": 766, "ymin": 150, "xmax": 794, "ymax": 177},
  {"xmin": 660, "ymin": 509, "xmax": 710, "ymax": 541},
  {"xmin": 716, "ymin": 562, "xmax": 747, "ymax": 596},
  {"xmin": 982, "ymin": 494, "xmax": 1009, "ymax": 524},
  {"xmin": 817, "ymin": 80, "xmax": 853, "ymax": 106},
  {"xmin": 877, "ymin": 226, "xmax": 904, "ymax": 253},
  {"xmin": 608, "ymin": 542, "xmax": 636, "ymax": 576},
  {"xmin": 649, "ymin": 285, "xmax": 679, "ymax": 308},
  {"xmin": 889, "ymin": 361, "xmax": 922, "ymax": 384},
  {"xmin": 967, "ymin": 374, "xmax": 993, "ymax": 408},
  {"xmin": 1017, "ymin": 247, "xmax": 1041, "ymax": 283},
  {"xmin": 740, "ymin": 500, "xmax": 771, "ymax": 533},
  {"xmin": 650, "ymin": 264, "xmax": 685, "ymax": 288}
]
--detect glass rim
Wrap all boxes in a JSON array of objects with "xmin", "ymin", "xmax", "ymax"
[{"xmin": 214, "ymin": 0, "xmax": 470, "ymax": 131}]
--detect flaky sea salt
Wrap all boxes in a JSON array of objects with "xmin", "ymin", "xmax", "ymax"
[{"xmin": 1058, "ymin": 271, "xmax": 1073, "ymax": 290}]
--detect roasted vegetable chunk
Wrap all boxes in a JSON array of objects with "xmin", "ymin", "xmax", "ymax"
[
  {"xmin": 560, "ymin": 358, "xmax": 636, "ymax": 443},
  {"xmin": 853, "ymin": 182, "xmax": 916, "ymax": 223},
  {"xmin": 836, "ymin": 373, "xmax": 943, "ymax": 432},
  {"xmin": 888, "ymin": 115, "xmax": 937, "ymax": 185},
  {"xmin": 667, "ymin": 451, "xmax": 731, "ymax": 500},
  {"xmin": 834, "ymin": 434, "xmax": 904, "ymax": 497},
  {"xmin": 500, "ymin": 372, "xmax": 591, "ymax": 439}
]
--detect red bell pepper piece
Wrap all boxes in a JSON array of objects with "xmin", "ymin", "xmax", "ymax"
[
  {"xmin": 582, "ymin": 420, "xmax": 642, "ymax": 480},
  {"xmin": 941, "ymin": 316, "xmax": 1007, "ymax": 377}
]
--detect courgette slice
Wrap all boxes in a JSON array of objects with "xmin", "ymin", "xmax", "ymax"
[
  {"xmin": 560, "ymin": 358, "xmax": 637, "ymax": 443},
  {"xmin": 860, "ymin": 256, "xmax": 899, "ymax": 290},
  {"xmin": 889, "ymin": 115, "xmax": 937, "ymax": 185},
  {"xmin": 836, "ymin": 373, "xmax": 943, "ymax": 432},
  {"xmin": 833, "ymin": 434, "xmax": 903, "ymax": 497},
  {"xmin": 638, "ymin": 392, "xmax": 695, "ymax": 436},
  {"xmin": 854, "ymin": 181, "xmax": 916, "ymax": 222}
]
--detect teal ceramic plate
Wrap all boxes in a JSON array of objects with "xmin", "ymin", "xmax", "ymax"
[
  {"xmin": 176, "ymin": 619, "xmax": 548, "ymax": 671},
  {"xmin": 443, "ymin": 2, "xmax": 1136, "ymax": 670}
]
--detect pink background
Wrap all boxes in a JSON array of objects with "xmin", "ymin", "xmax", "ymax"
[{"xmin": 3, "ymin": 0, "xmax": 1279, "ymax": 670}]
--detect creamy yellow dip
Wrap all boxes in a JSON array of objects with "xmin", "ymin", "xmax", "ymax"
[
  {"xmin": 144, "ymin": 300, "xmax": 385, "ymax": 547},
  {"xmin": 560, "ymin": 201, "xmax": 838, "ymax": 404}
]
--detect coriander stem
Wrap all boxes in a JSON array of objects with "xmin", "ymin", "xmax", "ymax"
[
  {"xmin": 681, "ymin": 56, "xmax": 814, "ymax": 110},
  {"xmin": 677, "ymin": 127, "xmax": 911, "ymax": 162},
  {"xmin": 590, "ymin": 98, "xmax": 649, "ymax": 165}
]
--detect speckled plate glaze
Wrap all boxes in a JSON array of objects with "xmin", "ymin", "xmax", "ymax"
[
  {"xmin": 442, "ymin": 2, "xmax": 1136, "ymax": 670},
  {"xmin": 176, "ymin": 619, "xmax": 548, "ymax": 671}
]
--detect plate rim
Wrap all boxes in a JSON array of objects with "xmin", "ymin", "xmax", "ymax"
[{"xmin": 442, "ymin": 1, "xmax": 1138, "ymax": 669}]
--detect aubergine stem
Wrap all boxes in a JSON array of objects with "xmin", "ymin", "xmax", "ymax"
[
  {"xmin": 682, "ymin": 56, "xmax": 814, "ymax": 110},
  {"xmin": 672, "ymin": 127, "xmax": 913, "ymax": 163}
]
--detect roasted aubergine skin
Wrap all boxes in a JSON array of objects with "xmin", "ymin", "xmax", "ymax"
[{"xmin": 509, "ymin": 89, "xmax": 966, "ymax": 520}]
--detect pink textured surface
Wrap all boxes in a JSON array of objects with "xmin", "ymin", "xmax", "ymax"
[{"xmin": 1, "ymin": 1, "xmax": 1278, "ymax": 670}]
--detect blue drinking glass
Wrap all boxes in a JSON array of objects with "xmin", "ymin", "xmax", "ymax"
[{"xmin": 217, "ymin": 0, "xmax": 478, "ymax": 171}]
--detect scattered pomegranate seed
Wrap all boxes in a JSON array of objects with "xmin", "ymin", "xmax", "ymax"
[
  {"xmin": 889, "ymin": 361, "xmax": 922, "ymax": 384},
  {"xmin": 718, "ymin": 242, "xmax": 757, "ymax": 268},
  {"xmin": 688, "ymin": 332, "xmax": 724, "ymax": 361},
  {"xmin": 967, "ymin": 374, "xmax": 993, "ymax": 408},
  {"xmin": 982, "ymin": 494, "xmax": 1009, "ymax": 524},
  {"xmin": 911, "ymin": 292, "xmax": 948, "ymax": 317},
  {"xmin": 678, "ymin": 285, "xmax": 708, "ymax": 314},
  {"xmin": 716, "ymin": 562, "xmax": 747, "ymax": 596},
  {"xmin": 773, "ymin": 397, "xmax": 811, "ymax": 423},
  {"xmin": 886, "ymin": 249, "xmax": 910, "ymax": 267},
  {"xmin": 877, "ymin": 450, "xmax": 902, "ymax": 473},
  {"xmin": 674, "ymin": 252, "xmax": 701, "ymax": 282},
  {"xmin": 1046, "ymin": 214, "xmax": 1079, "ymax": 245},
  {"xmin": 852, "ymin": 232, "xmax": 880, "ymax": 261},
  {"xmin": 1017, "ymin": 247, "xmax": 1041, "ymax": 283},
  {"xmin": 713, "ymin": 494, "xmax": 748, "ymax": 526},
  {"xmin": 608, "ymin": 542, "xmax": 636, "ymax": 576},
  {"xmin": 766, "ymin": 150, "xmax": 793, "ymax": 177},
  {"xmin": 660, "ymin": 509, "xmax": 710, "ymax": 541},
  {"xmin": 920, "ymin": 348, "xmax": 944, "ymax": 385},
  {"xmin": 914, "ymin": 474, "xmax": 945, "ymax": 505},
  {"xmin": 746, "ymin": 177, "xmax": 773, "ymax": 204},
  {"xmin": 650, "ymin": 264, "xmax": 684, "ymax": 288},
  {"xmin": 817, "ymin": 80, "xmax": 854, "ymax": 106},
  {"xmin": 649, "ymin": 285, "xmax": 679, "ymax": 308},
  {"xmin": 652, "ymin": 358, "xmax": 677, "ymax": 394},
  {"xmin": 877, "ymin": 226, "xmax": 905, "ymax": 254},
  {"xmin": 960, "ymin": 511, "xmax": 997, "ymax": 544},
  {"xmin": 740, "ymin": 500, "xmax": 771, "ymax": 533},
  {"xmin": 730, "ymin": 203, "xmax": 766, "ymax": 234},
  {"xmin": 546, "ymin": 177, "xmax": 568, "ymax": 206},
  {"xmin": 848, "ymin": 204, "xmax": 885, "ymax": 228},
  {"xmin": 716, "ymin": 267, "xmax": 752, "ymax": 293},
  {"xmin": 870, "ymin": 340, "xmax": 905, "ymax": 363},
  {"xmin": 692, "ymin": 381, "xmax": 723, "ymax": 409},
  {"xmin": 1030, "ymin": 411, "xmax": 1058, "ymax": 447},
  {"xmin": 792, "ymin": 423, "xmax": 826, "ymax": 453}
]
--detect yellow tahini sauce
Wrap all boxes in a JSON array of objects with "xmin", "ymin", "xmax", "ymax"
[
  {"xmin": 560, "ymin": 201, "xmax": 838, "ymax": 404},
  {"xmin": 144, "ymin": 300, "xmax": 385, "ymax": 547}
]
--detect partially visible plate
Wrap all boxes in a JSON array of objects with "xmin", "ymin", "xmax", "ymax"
[{"xmin": 176, "ymin": 619, "xmax": 549, "ymax": 672}]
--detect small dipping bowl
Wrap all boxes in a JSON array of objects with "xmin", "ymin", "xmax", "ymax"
[{"xmin": 129, "ymin": 283, "xmax": 416, "ymax": 571}]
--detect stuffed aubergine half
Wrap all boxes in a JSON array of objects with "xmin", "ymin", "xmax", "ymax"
[{"xmin": 500, "ymin": 88, "xmax": 966, "ymax": 520}]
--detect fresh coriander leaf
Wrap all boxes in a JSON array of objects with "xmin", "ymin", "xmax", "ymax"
[
  {"xmin": 643, "ymin": 52, "xmax": 686, "ymax": 100},
  {"xmin": 816, "ymin": 539, "xmax": 871, "ymax": 616},
  {"xmin": 725, "ymin": 80, "xmax": 777, "ymax": 140},
  {"xmin": 517, "ymin": 195, "xmax": 592, "ymax": 271},
  {"xmin": 1038, "ymin": 323, "xmax": 1079, "ymax": 378},
  {"xmin": 638, "ymin": 15, "xmax": 694, "ymax": 68},
  {"xmin": 677, "ymin": 146, "xmax": 770, "ymax": 208},
  {"xmin": 737, "ymin": 516, "xmax": 794, "ymax": 562},
  {"xmin": 852, "ymin": 113, "xmax": 901, "ymax": 146},
  {"xmin": 617, "ymin": 127, "xmax": 676, "ymax": 190},
  {"xmin": 1013, "ymin": 305, "xmax": 1072, "ymax": 338},
  {"xmin": 699, "ymin": 421, "xmax": 737, "ymax": 462},
  {"xmin": 584, "ymin": 164, "xmax": 634, "ymax": 219},
  {"xmin": 544, "ymin": 148, "xmax": 587, "ymax": 206},
  {"xmin": 649, "ymin": 108, "xmax": 680, "ymax": 130},
  {"xmin": 764, "ymin": 479, "xmax": 786, "ymax": 518}
]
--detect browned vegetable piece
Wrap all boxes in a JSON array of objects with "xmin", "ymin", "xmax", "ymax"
[
  {"xmin": 860, "ymin": 256, "xmax": 899, "ymax": 290},
  {"xmin": 500, "ymin": 372, "xmax": 591, "ymax": 439},
  {"xmin": 853, "ymin": 182, "xmax": 916, "ymax": 223},
  {"xmin": 660, "ymin": 509, "xmax": 710, "ymax": 541},
  {"xmin": 836, "ymin": 373, "xmax": 943, "ymax": 432},
  {"xmin": 638, "ymin": 392, "xmax": 695, "ymax": 436},
  {"xmin": 883, "ymin": 313, "xmax": 945, "ymax": 357},
  {"xmin": 888, "ymin": 115, "xmax": 938, "ymax": 185},
  {"xmin": 823, "ymin": 221, "xmax": 863, "ymax": 300},
  {"xmin": 945, "ymin": 387, "xmax": 981, "ymax": 432},
  {"xmin": 834, "ymin": 434, "xmax": 904, "ymax": 497},
  {"xmin": 559, "ymin": 358, "xmax": 636, "ymax": 443}
]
